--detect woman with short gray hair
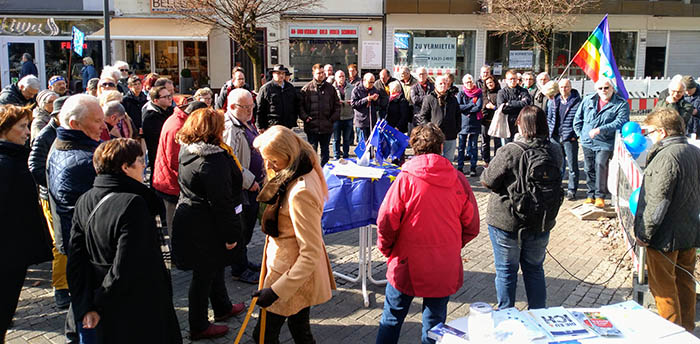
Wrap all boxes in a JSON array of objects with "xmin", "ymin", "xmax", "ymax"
[{"xmin": 31, "ymin": 90, "xmax": 59, "ymax": 143}]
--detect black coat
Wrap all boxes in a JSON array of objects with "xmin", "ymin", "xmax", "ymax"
[
  {"xmin": 29, "ymin": 117, "xmax": 58, "ymax": 200},
  {"xmin": 122, "ymin": 90, "xmax": 147, "ymax": 131},
  {"xmin": 417, "ymin": 91, "xmax": 460, "ymax": 140},
  {"xmin": 386, "ymin": 93, "xmax": 411, "ymax": 133},
  {"xmin": 0, "ymin": 83, "xmax": 32, "ymax": 106},
  {"xmin": 0, "ymin": 141, "xmax": 53, "ymax": 267},
  {"xmin": 67, "ymin": 174, "xmax": 181, "ymax": 343},
  {"xmin": 497, "ymin": 85, "xmax": 532, "ymax": 136},
  {"xmin": 256, "ymin": 80, "xmax": 300, "ymax": 130},
  {"xmin": 350, "ymin": 84, "xmax": 380, "ymax": 129},
  {"xmin": 374, "ymin": 77, "xmax": 397, "ymax": 119},
  {"xmin": 410, "ymin": 81, "xmax": 435, "ymax": 121},
  {"xmin": 142, "ymin": 102, "xmax": 174, "ymax": 170},
  {"xmin": 299, "ymin": 80, "xmax": 340, "ymax": 135},
  {"xmin": 172, "ymin": 142, "xmax": 244, "ymax": 270}
]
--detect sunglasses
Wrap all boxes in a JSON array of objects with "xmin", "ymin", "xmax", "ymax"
[
  {"xmin": 597, "ymin": 86, "xmax": 610, "ymax": 91},
  {"xmin": 99, "ymin": 82, "xmax": 116, "ymax": 88},
  {"xmin": 120, "ymin": 69, "xmax": 129, "ymax": 72}
]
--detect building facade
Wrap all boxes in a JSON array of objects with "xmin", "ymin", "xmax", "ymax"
[{"xmin": 385, "ymin": 0, "xmax": 700, "ymax": 79}]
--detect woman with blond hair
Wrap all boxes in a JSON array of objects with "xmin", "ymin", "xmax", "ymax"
[
  {"xmin": 251, "ymin": 125, "xmax": 335, "ymax": 343},
  {"xmin": 194, "ymin": 87, "xmax": 214, "ymax": 107},
  {"xmin": 80, "ymin": 56, "xmax": 98, "ymax": 83},
  {"xmin": 172, "ymin": 108, "xmax": 245, "ymax": 340}
]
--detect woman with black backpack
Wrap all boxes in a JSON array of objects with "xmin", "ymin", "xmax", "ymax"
[{"xmin": 480, "ymin": 105, "xmax": 564, "ymax": 310}]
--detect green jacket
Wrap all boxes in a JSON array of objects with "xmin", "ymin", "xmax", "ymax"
[
  {"xmin": 654, "ymin": 98, "xmax": 695, "ymax": 131},
  {"xmin": 634, "ymin": 136, "xmax": 700, "ymax": 252}
]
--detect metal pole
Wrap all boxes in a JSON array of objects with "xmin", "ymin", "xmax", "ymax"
[
  {"xmin": 381, "ymin": 0, "xmax": 386, "ymax": 69},
  {"xmin": 103, "ymin": 0, "xmax": 111, "ymax": 65}
]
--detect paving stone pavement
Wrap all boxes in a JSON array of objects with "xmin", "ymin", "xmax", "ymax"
[{"xmin": 6, "ymin": 170, "xmax": 700, "ymax": 343}]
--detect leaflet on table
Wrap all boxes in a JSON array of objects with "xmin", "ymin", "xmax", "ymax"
[
  {"xmin": 527, "ymin": 307, "xmax": 596, "ymax": 342},
  {"xmin": 570, "ymin": 310, "xmax": 622, "ymax": 337},
  {"xmin": 601, "ymin": 301, "xmax": 685, "ymax": 340},
  {"xmin": 329, "ymin": 160, "xmax": 385, "ymax": 179},
  {"xmin": 492, "ymin": 307, "xmax": 547, "ymax": 341},
  {"xmin": 428, "ymin": 323, "xmax": 467, "ymax": 342}
]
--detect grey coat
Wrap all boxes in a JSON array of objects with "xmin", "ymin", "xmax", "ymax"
[
  {"xmin": 333, "ymin": 81, "xmax": 355, "ymax": 121},
  {"xmin": 634, "ymin": 136, "xmax": 700, "ymax": 252},
  {"xmin": 223, "ymin": 112, "xmax": 255, "ymax": 189},
  {"xmin": 481, "ymin": 138, "xmax": 563, "ymax": 232},
  {"xmin": 31, "ymin": 107, "xmax": 51, "ymax": 144}
]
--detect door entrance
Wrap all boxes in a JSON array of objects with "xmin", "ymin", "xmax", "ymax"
[{"xmin": 0, "ymin": 38, "xmax": 43, "ymax": 88}]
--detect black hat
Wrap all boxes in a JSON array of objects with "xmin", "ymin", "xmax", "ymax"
[
  {"xmin": 271, "ymin": 64, "xmax": 288, "ymax": 74},
  {"xmin": 51, "ymin": 96, "xmax": 69, "ymax": 116},
  {"xmin": 184, "ymin": 101, "xmax": 208, "ymax": 115}
]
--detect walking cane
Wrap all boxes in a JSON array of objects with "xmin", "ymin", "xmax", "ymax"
[{"xmin": 234, "ymin": 236, "xmax": 269, "ymax": 344}]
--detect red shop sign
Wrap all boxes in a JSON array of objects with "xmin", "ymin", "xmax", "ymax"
[{"xmin": 289, "ymin": 26, "xmax": 358, "ymax": 38}]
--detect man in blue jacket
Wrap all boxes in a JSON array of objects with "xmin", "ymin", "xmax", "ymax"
[
  {"xmin": 47, "ymin": 94, "xmax": 106, "ymax": 343},
  {"xmin": 549, "ymin": 78, "xmax": 582, "ymax": 200},
  {"xmin": 573, "ymin": 78, "xmax": 630, "ymax": 208},
  {"xmin": 19, "ymin": 53, "xmax": 38, "ymax": 79}
]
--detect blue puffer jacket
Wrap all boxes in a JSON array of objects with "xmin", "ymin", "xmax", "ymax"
[
  {"xmin": 573, "ymin": 92, "xmax": 630, "ymax": 151},
  {"xmin": 47, "ymin": 128, "xmax": 100, "ymax": 254},
  {"xmin": 457, "ymin": 88, "xmax": 483, "ymax": 135},
  {"xmin": 547, "ymin": 89, "xmax": 582, "ymax": 141}
]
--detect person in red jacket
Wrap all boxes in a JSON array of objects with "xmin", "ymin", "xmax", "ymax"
[
  {"xmin": 152, "ymin": 101, "xmax": 208, "ymax": 243},
  {"xmin": 375, "ymin": 123, "xmax": 480, "ymax": 344}
]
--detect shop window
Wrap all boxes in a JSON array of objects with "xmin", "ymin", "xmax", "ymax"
[
  {"xmin": 610, "ymin": 32, "xmax": 637, "ymax": 78},
  {"xmin": 125, "ymin": 40, "xmax": 151, "ymax": 76},
  {"xmin": 155, "ymin": 41, "xmax": 179, "ymax": 89},
  {"xmin": 44, "ymin": 40, "xmax": 102, "ymax": 89},
  {"xmin": 289, "ymin": 39, "xmax": 358, "ymax": 82},
  {"xmin": 394, "ymin": 30, "xmax": 476, "ymax": 79},
  {"xmin": 485, "ymin": 32, "xmax": 546, "ymax": 76},
  {"xmin": 183, "ymin": 41, "xmax": 208, "ymax": 93}
]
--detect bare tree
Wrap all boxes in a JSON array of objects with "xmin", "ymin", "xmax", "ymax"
[
  {"xmin": 479, "ymin": 0, "xmax": 598, "ymax": 74},
  {"xmin": 170, "ymin": 0, "xmax": 320, "ymax": 90}
]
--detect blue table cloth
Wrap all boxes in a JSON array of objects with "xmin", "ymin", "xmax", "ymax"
[{"xmin": 322, "ymin": 160, "xmax": 401, "ymax": 235}]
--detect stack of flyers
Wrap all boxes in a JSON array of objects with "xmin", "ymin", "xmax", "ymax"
[
  {"xmin": 527, "ymin": 307, "xmax": 595, "ymax": 341},
  {"xmin": 492, "ymin": 308, "xmax": 547, "ymax": 341},
  {"xmin": 427, "ymin": 323, "xmax": 468, "ymax": 342},
  {"xmin": 570, "ymin": 310, "xmax": 622, "ymax": 336}
]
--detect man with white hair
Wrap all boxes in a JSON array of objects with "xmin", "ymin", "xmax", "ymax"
[
  {"xmin": 398, "ymin": 66, "xmax": 417, "ymax": 104},
  {"xmin": 351, "ymin": 72, "xmax": 381, "ymax": 139},
  {"xmin": 46, "ymin": 94, "xmax": 105, "ymax": 342},
  {"xmin": 574, "ymin": 78, "xmax": 630, "ymax": 208},
  {"xmin": 333, "ymin": 70, "xmax": 355, "ymax": 159},
  {"xmin": 224, "ymin": 88, "xmax": 264, "ymax": 284},
  {"xmin": 417, "ymin": 75, "xmax": 460, "ymax": 160},
  {"xmin": 533, "ymin": 72, "xmax": 552, "ymax": 111},
  {"xmin": 324, "ymin": 64, "xmax": 334, "ymax": 80},
  {"xmin": 476, "ymin": 64, "xmax": 492, "ymax": 90},
  {"xmin": 654, "ymin": 75, "xmax": 695, "ymax": 131},
  {"xmin": 0, "ymin": 74, "xmax": 40, "ymax": 106}
]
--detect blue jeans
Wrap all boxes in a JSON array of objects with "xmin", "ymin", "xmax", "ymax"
[
  {"xmin": 488, "ymin": 225, "xmax": 550, "ymax": 310},
  {"xmin": 481, "ymin": 124, "xmax": 501, "ymax": 163},
  {"xmin": 333, "ymin": 119, "xmax": 353, "ymax": 159},
  {"xmin": 306, "ymin": 132, "xmax": 332, "ymax": 166},
  {"xmin": 442, "ymin": 139, "xmax": 457, "ymax": 162},
  {"xmin": 582, "ymin": 147, "xmax": 612, "ymax": 199},
  {"xmin": 561, "ymin": 139, "xmax": 580, "ymax": 193},
  {"xmin": 377, "ymin": 283, "xmax": 449, "ymax": 344},
  {"xmin": 457, "ymin": 133, "xmax": 479, "ymax": 170}
]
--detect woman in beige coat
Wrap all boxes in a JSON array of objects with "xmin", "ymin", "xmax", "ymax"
[{"xmin": 252, "ymin": 125, "xmax": 336, "ymax": 343}]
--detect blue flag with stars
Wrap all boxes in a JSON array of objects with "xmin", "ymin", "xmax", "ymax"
[{"xmin": 371, "ymin": 120, "xmax": 409, "ymax": 165}]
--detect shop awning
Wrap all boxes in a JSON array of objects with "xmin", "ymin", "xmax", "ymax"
[{"xmin": 89, "ymin": 18, "xmax": 210, "ymax": 41}]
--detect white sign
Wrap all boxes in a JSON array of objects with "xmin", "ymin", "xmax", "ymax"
[
  {"xmin": 412, "ymin": 37, "xmax": 456, "ymax": 69},
  {"xmin": 509, "ymin": 50, "xmax": 533, "ymax": 69},
  {"xmin": 289, "ymin": 26, "xmax": 358, "ymax": 38},
  {"xmin": 361, "ymin": 41, "xmax": 382, "ymax": 69}
]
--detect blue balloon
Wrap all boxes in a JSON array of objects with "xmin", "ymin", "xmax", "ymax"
[
  {"xmin": 629, "ymin": 187, "xmax": 641, "ymax": 215},
  {"xmin": 621, "ymin": 121, "xmax": 642, "ymax": 138},
  {"xmin": 623, "ymin": 132, "xmax": 647, "ymax": 158}
]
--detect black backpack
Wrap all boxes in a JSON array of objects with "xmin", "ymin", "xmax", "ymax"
[{"xmin": 510, "ymin": 141, "xmax": 564, "ymax": 232}]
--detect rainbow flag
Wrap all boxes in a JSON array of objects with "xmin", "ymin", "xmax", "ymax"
[{"xmin": 572, "ymin": 15, "xmax": 629, "ymax": 99}]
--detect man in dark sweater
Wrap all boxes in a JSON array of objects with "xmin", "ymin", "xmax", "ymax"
[
  {"xmin": 497, "ymin": 69, "xmax": 532, "ymax": 141},
  {"xmin": 142, "ymin": 85, "xmax": 174, "ymax": 182}
]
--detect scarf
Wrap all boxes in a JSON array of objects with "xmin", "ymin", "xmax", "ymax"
[
  {"xmin": 463, "ymin": 86, "xmax": 483, "ymax": 120},
  {"xmin": 436, "ymin": 90, "xmax": 447, "ymax": 107},
  {"xmin": 219, "ymin": 143, "xmax": 243, "ymax": 171},
  {"xmin": 256, "ymin": 153, "xmax": 313, "ymax": 237},
  {"xmin": 389, "ymin": 91, "xmax": 402, "ymax": 102}
]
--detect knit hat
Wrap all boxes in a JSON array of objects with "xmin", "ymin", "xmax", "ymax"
[
  {"xmin": 681, "ymin": 75, "xmax": 697, "ymax": 90},
  {"xmin": 36, "ymin": 89, "xmax": 58, "ymax": 109},
  {"xmin": 542, "ymin": 81, "xmax": 559, "ymax": 98}
]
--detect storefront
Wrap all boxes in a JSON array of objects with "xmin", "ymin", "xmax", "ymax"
[
  {"xmin": 91, "ymin": 18, "xmax": 211, "ymax": 94},
  {"xmin": 393, "ymin": 29, "xmax": 476, "ymax": 79},
  {"xmin": 0, "ymin": 16, "xmax": 104, "ymax": 89}
]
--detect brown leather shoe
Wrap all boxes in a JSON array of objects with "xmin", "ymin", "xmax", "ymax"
[
  {"xmin": 214, "ymin": 302, "xmax": 246, "ymax": 322},
  {"xmin": 191, "ymin": 323, "xmax": 229, "ymax": 340}
]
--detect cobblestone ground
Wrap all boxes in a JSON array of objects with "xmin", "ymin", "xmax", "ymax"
[{"xmin": 6, "ymin": 168, "xmax": 700, "ymax": 343}]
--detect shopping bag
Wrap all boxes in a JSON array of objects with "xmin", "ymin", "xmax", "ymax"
[{"xmin": 488, "ymin": 104, "xmax": 510, "ymax": 139}]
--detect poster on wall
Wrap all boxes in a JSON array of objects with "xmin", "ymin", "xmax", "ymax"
[
  {"xmin": 509, "ymin": 50, "xmax": 533, "ymax": 69},
  {"xmin": 362, "ymin": 41, "xmax": 382, "ymax": 69},
  {"xmin": 412, "ymin": 37, "xmax": 457, "ymax": 69}
]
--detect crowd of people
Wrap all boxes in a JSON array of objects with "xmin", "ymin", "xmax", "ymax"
[{"xmin": 0, "ymin": 55, "xmax": 699, "ymax": 344}]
